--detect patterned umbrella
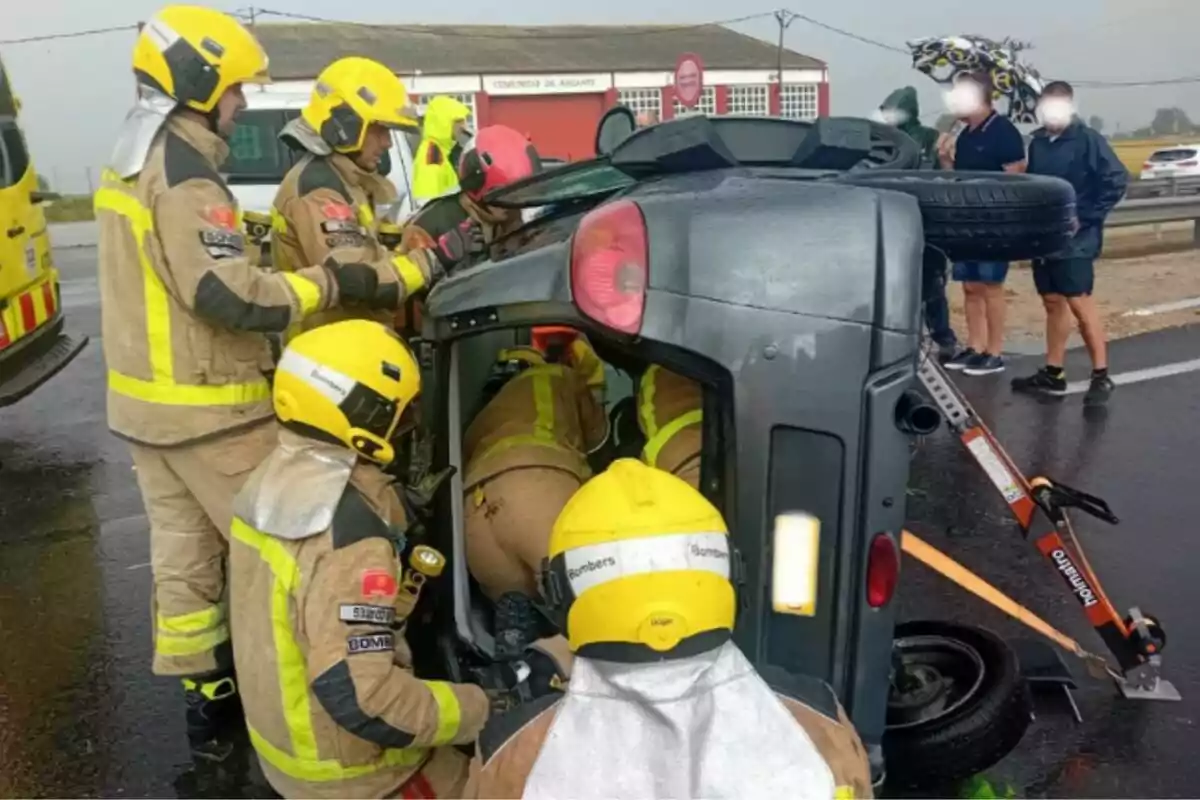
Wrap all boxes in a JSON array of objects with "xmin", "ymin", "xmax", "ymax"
[{"xmin": 907, "ymin": 35, "xmax": 1046, "ymax": 123}]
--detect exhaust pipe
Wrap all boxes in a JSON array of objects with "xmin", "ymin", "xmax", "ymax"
[{"xmin": 895, "ymin": 389, "xmax": 941, "ymax": 436}]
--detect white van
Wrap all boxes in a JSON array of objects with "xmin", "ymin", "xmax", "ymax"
[{"xmin": 223, "ymin": 84, "xmax": 420, "ymax": 255}]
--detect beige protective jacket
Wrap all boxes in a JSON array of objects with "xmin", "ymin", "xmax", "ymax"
[
  {"xmin": 230, "ymin": 441, "xmax": 490, "ymax": 799},
  {"xmin": 95, "ymin": 114, "xmax": 339, "ymax": 447},
  {"xmin": 463, "ymin": 363, "xmax": 608, "ymax": 493},
  {"xmin": 637, "ymin": 365, "xmax": 702, "ymax": 484},
  {"xmin": 271, "ymin": 151, "xmax": 436, "ymax": 333}
]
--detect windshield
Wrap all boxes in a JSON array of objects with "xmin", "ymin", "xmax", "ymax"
[
  {"xmin": 224, "ymin": 109, "xmax": 301, "ymax": 182},
  {"xmin": 485, "ymin": 159, "xmax": 635, "ymax": 208}
]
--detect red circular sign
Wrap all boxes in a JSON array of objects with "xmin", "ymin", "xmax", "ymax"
[{"xmin": 674, "ymin": 52, "xmax": 705, "ymax": 109}]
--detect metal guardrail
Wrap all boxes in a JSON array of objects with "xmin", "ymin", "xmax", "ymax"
[{"xmin": 1109, "ymin": 177, "xmax": 1200, "ymax": 244}]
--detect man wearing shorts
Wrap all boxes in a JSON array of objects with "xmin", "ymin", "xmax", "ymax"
[
  {"xmin": 1012, "ymin": 81, "xmax": 1127, "ymax": 406},
  {"xmin": 938, "ymin": 72, "xmax": 1027, "ymax": 376}
]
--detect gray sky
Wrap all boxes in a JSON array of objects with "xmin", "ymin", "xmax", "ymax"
[{"xmin": 3, "ymin": 0, "xmax": 1198, "ymax": 192}]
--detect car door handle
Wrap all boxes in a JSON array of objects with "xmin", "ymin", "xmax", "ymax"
[{"xmin": 6, "ymin": 226, "xmax": 25, "ymax": 238}]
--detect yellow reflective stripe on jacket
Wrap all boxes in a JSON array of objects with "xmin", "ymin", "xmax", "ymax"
[
  {"xmin": 637, "ymin": 364, "xmax": 702, "ymax": 469},
  {"xmin": 231, "ymin": 518, "xmax": 428, "ymax": 783},
  {"xmin": 155, "ymin": 606, "xmax": 229, "ymax": 658},
  {"xmin": 642, "ymin": 409, "xmax": 702, "ymax": 469},
  {"xmin": 95, "ymin": 175, "xmax": 269, "ymax": 407},
  {"xmin": 425, "ymin": 681, "xmax": 463, "ymax": 746},
  {"xmin": 357, "ymin": 204, "xmax": 375, "ymax": 226},
  {"xmin": 834, "ymin": 786, "xmax": 855, "ymax": 799},
  {"xmin": 390, "ymin": 253, "xmax": 427, "ymax": 295},
  {"xmin": 281, "ymin": 273, "xmax": 322, "ymax": 317},
  {"xmin": 475, "ymin": 367, "xmax": 567, "ymax": 465}
]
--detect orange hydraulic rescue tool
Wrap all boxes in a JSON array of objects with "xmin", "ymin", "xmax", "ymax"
[{"xmin": 916, "ymin": 348, "xmax": 1179, "ymax": 701}]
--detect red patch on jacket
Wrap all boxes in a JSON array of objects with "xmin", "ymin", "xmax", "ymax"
[
  {"xmin": 360, "ymin": 568, "xmax": 397, "ymax": 599},
  {"xmin": 321, "ymin": 201, "xmax": 356, "ymax": 222},
  {"xmin": 203, "ymin": 205, "xmax": 237, "ymax": 230},
  {"xmin": 425, "ymin": 145, "xmax": 443, "ymax": 166}
]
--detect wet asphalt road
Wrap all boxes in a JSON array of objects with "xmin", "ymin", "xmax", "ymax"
[{"xmin": 2, "ymin": 244, "xmax": 1199, "ymax": 798}]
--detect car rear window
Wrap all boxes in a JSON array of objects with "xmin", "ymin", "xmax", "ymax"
[
  {"xmin": 224, "ymin": 109, "xmax": 301, "ymax": 182},
  {"xmin": 1149, "ymin": 148, "xmax": 1198, "ymax": 163}
]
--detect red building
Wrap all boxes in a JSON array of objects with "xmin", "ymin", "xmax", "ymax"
[{"xmin": 259, "ymin": 23, "xmax": 829, "ymax": 161}]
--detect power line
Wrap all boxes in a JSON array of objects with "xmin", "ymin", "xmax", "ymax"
[{"xmin": 0, "ymin": 23, "xmax": 137, "ymax": 46}]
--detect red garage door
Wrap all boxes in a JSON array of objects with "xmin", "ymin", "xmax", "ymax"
[{"xmin": 487, "ymin": 94, "xmax": 607, "ymax": 162}]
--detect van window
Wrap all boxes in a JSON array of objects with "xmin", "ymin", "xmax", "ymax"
[
  {"xmin": 0, "ymin": 62, "xmax": 17, "ymax": 119},
  {"xmin": 0, "ymin": 123, "xmax": 30, "ymax": 188},
  {"xmin": 224, "ymin": 109, "xmax": 300, "ymax": 183}
]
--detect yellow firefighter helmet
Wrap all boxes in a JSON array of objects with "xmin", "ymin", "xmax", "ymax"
[
  {"xmin": 272, "ymin": 320, "xmax": 421, "ymax": 466},
  {"xmin": 543, "ymin": 459, "xmax": 736, "ymax": 659},
  {"xmin": 302, "ymin": 57, "xmax": 419, "ymax": 153},
  {"xmin": 132, "ymin": 5, "xmax": 270, "ymax": 113}
]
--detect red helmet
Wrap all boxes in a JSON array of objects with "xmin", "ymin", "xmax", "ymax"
[{"xmin": 457, "ymin": 125, "xmax": 542, "ymax": 200}]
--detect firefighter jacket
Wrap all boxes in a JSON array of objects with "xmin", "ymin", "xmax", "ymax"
[
  {"xmin": 398, "ymin": 191, "xmax": 525, "ymax": 254},
  {"xmin": 467, "ymin": 644, "xmax": 874, "ymax": 799},
  {"xmin": 412, "ymin": 96, "xmax": 471, "ymax": 203},
  {"xmin": 462, "ymin": 362, "xmax": 608, "ymax": 493},
  {"xmin": 229, "ymin": 430, "xmax": 491, "ymax": 799},
  {"xmin": 271, "ymin": 150, "xmax": 435, "ymax": 334},
  {"xmin": 95, "ymin": 114, "xmax": 340, "ymax": 447},
  {"xmin": 637, "ymin": 365, "xmax": 702, "ymax": 481}
]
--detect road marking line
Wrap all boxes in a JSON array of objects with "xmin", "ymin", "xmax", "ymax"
[
  {"xmin": 1064, "ymin": 357, "xmax": 1200, "ymax": 394},
  {"xmin": 1122, "ymin": 296, "xmax": 1200, "ymax": 317}
]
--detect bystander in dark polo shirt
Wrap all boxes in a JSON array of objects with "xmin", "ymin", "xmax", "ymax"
[{"xmin": 954, "ymin": 111, "xmax": 1026, "ymax": 172}]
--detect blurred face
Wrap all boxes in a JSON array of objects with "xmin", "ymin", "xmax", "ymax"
[
  {"xmin": 215, "ymin": 84, "xmax": 247, "ymax": 138},
  {"xmin": 873, "ymin": 107, "xmax": 910, "ymax": 127},
  {"xmin": 452, "ymin": 119, "xmax": 473, "ymax": 146},
  {"xmin": 944, "ymin": 81, "xmax": 986, "ymax": 120},
  {"xmin": 354, "ymin": 123, "xmax": 391, "ymax": 171},
  {"xmin": 1037, "ymin": 94, "xmax": 1075, "ymax": 131}
]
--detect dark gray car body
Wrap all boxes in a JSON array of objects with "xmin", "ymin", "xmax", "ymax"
[{"xmin": 421, "ymin": 159, "xmax": 925, "ymax": 773}]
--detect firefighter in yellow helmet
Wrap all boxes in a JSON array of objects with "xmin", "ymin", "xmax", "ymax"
[
  {"xmin": 467, "ymin": 459, "xmax": 874, "ymax": 799},
  {"xmin": 637, "ymin": 365, "xmax": 702, "ymax": 489},
  {"xmin": 462, "ymin": 339, "xmax": 607, "ymax": 609},
  {"xmin": 229, "ymin": 320, "xmax": 497, "ymax": 798},
  {"xmin": 96, "ymin": 5, "xmax": 385, "ymax": 759},
  {"xmin": 412, "ymin": 95, "xmax": 473, "ymax": 204},
  {"xmin": 271, "ymin": 57, "xmax": 455, "ymax": 336}
]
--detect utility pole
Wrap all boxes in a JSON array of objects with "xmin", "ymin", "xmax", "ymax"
[{"xmin": 774, "ymin": 10, "xmax": 798, "ymax": 87}]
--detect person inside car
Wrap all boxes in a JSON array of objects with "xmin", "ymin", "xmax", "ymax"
[
  {"xmin": 636, "ymin": 365, "xmax": 702, "ymax": 490},
  {"xmin": 412, "ymin": 95, "xmax": 473, "ymax": 204},
  {"xmin": 270, "ymin": 57, "xmax": 457, "ymax": 336},
  {"xmin": 462, "ymin": 339, "xmax": 607, "ymax": 640},
  {"xmin": 467, "ymin": 459, "xmax": 874, "ymax": 799},
  {"xmin": 228, "ymin": 319, "xmax": 510, "ymax": 799}
]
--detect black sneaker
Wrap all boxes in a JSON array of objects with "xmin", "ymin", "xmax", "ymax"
[
  {"xmin": 943, "ymin": 347, "xmax": 979, "ymax": 371},
  {"xmin": 1011, "ymin": 367, "xmax": 1067, "ymax": 395},
  {"xmin": 963, "ymin": 353, "xmax": 1005, "ymax": 376},
  {"xmin": 1083, "ymin": 374, "xmax": 1115, "ymax": 407}
]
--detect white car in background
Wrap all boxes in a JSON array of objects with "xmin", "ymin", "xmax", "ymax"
[
  {"xmin": 223, "ymin": 84, "xmax": 419, "ymax": 229},
  {"xmin": 1139, "ymin": 144, "xmax": 1200, "ymax": 181}
]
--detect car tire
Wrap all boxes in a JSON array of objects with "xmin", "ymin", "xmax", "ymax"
[
  {"xmin": 837, "ymin": 171, "xmax": 1076, "ymax": 262},
  {"xmin": 883, "ymin": 620, "xmax": 1032, "ymax": 789}
]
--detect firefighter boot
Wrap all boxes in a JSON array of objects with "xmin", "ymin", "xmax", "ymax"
[{"xmin": 182, "ymin": 673, "xmax": 241, "ymax": 762}]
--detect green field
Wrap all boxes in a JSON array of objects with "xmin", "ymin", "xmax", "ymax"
[{"xmin": 43, "ymin": 194, "xmax": 95, "ymax": 224}]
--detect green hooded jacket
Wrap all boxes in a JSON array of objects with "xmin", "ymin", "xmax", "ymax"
[{"xmin": 880, "ymin": 86, "xmax": 939, "ymax": 163}]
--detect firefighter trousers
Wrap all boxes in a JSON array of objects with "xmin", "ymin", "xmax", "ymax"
[
  {"xmin": 464, "ymin": 467, "xmax": 582, "ymax": 601},
  {"xmin": 128, "ymin": 421, "xmax": 277, "ymax": 677}
]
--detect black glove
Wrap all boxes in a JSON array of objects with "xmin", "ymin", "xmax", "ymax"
[
  {"xmin": 325, "ymin": 258, "xmax": 379, "ymax": 306},
  {"xmin": 477, "ymin": 649, "xmax": 566, "ymax": 714},
  {"xmin": 433, "ymin": 221, "xmax": 485, "ymax": 270}
]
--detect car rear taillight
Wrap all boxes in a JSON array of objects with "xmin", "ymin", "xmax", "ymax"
[
  {"xmin": 1143, "ymin": 161, "xmax": 1155, "ymax": 169},
  {"xmin": 866, "ymin": 533, "xmax": 899, "ymax": 608},
  {"xmin": 569, "ymin": 200, "xmax": 648, "ymax": 335}
]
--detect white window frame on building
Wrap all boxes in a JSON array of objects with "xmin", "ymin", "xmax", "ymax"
[
  {"xmin": 780, "ymin": 84, "xmax": 819, "ymax": 121},
  {"xmin": 727, "ymin": 85, "xmax": 769, "ymax": 116},
  {"xmin": 414, "ymin": 92, "xmax": 477, "ymax": 125},
  {"xmin": 673, "ymin": 86, "xmax": 717, "ymax": 117},
  {"xmin": 618, "ymin": 88, "xmax": 663, "ymax": 123}
]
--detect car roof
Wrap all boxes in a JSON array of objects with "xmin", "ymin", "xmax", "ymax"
[{"xmin": 1150, "ymin": 143, "xmax": 1200, "ymax": 152}]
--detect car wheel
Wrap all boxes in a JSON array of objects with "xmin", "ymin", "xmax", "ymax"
[
  {"xmin": 883, "ymin": 620, "xmax": 1032, "ymax": 789},
  {"xmin": 837, "ymin": 171, "xmax": 1076, "ymax": 262}
]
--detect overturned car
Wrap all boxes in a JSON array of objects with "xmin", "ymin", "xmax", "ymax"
[{"xmin": 398, "ymin": 109, "xmax": 1084, "ymax": 788}]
